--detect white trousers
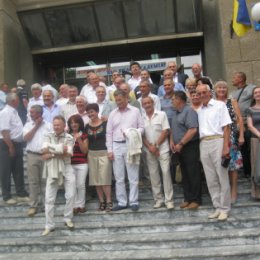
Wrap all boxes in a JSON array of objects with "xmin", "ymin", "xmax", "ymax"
[
  {"xmin": 113, "ymin": 142, "xmax": 139, "ymax": 206},
  {"xmin": 200, "ymin": 138, "xmax": 231, "ymax": 213},
  {"xmin": 146, "ymin": 151, "xmax": 174, "ymax": 204},
  {"xmin": 45, "ymin": 164, "xmax": 75, "ymax": 229},
  {"xmin": 72, "ymin": 163, "xmax": 88, "ymax": 208}
]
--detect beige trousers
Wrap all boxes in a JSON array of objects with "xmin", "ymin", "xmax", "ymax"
[{"xmin": 200, "ymin": 138, "xmax": 231, "ymax": 213}]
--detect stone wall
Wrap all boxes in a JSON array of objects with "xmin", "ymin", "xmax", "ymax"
[
  {"xmin": 0, "ymin": 0, "xmax": 33, "ymax": 87},
  {"xmin": 218, "ymin": 0, "xmax": 260, "ymax": 87}
]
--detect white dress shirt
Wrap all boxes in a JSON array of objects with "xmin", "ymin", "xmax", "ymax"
[
  {"xmin": 80, "ymin": 82, "xmax": 107, "ymax": 104},
  {"xmin": 197, "ymin": 99, "xmax": 232, "ymax": 138},
  {"xmin": 0, "ymin": 104, "xmax": 23, "ymax": 142},
  {"xmin": 143, "ymin": 111, "xmax": 170, "ymax": 154},
  {"xmin": 23, "ymin": 120, "xmax": 53, "ymax": 153}
]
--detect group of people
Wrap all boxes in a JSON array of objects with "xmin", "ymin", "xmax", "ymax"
[{"xmin": 0, "ymin": 60, "xmax": 259, "ymax": 236}]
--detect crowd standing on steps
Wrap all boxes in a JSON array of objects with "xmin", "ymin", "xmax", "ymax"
[{"xmin": 0, "ymin": 62, "xmax": 258, "ymax": 236}]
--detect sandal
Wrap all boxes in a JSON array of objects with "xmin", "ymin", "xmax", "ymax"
[
  {"xmin": 105, "ymin": 202, "xmax": 113, "ymax": 212},
  {"xmin": 99, "ymin": 202, "xmax": 106, "ymax": 211}
]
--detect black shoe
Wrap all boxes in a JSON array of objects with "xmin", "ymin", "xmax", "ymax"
[
  {"xmin": 130, "ymin": 204, "xmax": 139, "ymax": 212},
  {"xmin": 112, "ymin": 205, "xmax": 127, "ymax": 211}
]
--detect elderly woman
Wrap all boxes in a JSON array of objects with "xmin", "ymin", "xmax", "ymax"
[
  {"xmin": 67, "ymin": 114, "xmax": 88, "ymax": 213},
  {"xmin": 85, "ymin": 103, "xmax": 112, "ymax": 211},
  {"xmin": 185, "ymin": 78, "xmax": 197, "ymax": 102},
  {"xmin": 247, "ymin": 86, "xmax": 260, "ymax": 199},
  {"xmin": 215, "ymin": 81, "xmax": 244, "ymax": 203}
]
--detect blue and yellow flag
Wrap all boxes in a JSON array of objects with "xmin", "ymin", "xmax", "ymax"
[{"xmin": 232, "ymin": 0, "xmax": 251, "ymax": 37}]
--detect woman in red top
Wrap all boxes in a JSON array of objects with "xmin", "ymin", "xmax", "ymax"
[{"xmin": 68, "ymin": 114, "xmax": 88, "ymax": 213}]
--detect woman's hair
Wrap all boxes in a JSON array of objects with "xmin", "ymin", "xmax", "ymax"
[
  {"xmin": 251, "ymin": 86, "xmax": 260, "ymax": 107},
  {"xmin": 86, "ymin": 103, "xmax": 99, "ymax": 112},
  {"xmin": 67, "ymin": 114, "xmax": 85, "ymax": 133},
  {"xmin": 214, "ymin": 80, "xmax": 228, "ymax": 98}
]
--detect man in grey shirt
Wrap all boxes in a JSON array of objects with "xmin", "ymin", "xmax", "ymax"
[
  {"xmin": 231, "ymin": 72, "xmax": 255, "ymax": 177},
  {"xmin": 170, "ymin": 91, "xmax": 201, "ymax": 209}
]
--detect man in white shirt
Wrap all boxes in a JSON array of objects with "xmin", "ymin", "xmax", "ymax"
[
  {"xmin": 138, "ymin": 80, "xmax": 161, "ymax": 113},
  {"xmin": 27, "ymin": 83, "xmax": 44, "ymax": 121},
  {"xmin": 55, "ymin": 84, "xmax": 69, "ymax": 106},
  {"xmin": 196, "ymin": 84, "xmax": 232, "ymax": 221},
  {"xmin": 23, "ymin": 105, "xmax": 52, "ymax": 216},
  {"xmin": 0, "ymin": 93, "xmax": 29, "ymax": 204},
  {"xmin": 74, "ymin": 95, "xmax": 89, "ymax": 126},
  {"xmin": 80, "ymin": 73, "xmax": 107, "ymax": 103},
  {"xmin": 60, "ymin": 85, "xmax": 78, "ymax": 123},
  {"xmin": 142, "ymin": 96, "xmax": 174, "ymax": 209},
  {"xmin": 127, "ymin": 62, "xmax": 142, "ymax": 90}
]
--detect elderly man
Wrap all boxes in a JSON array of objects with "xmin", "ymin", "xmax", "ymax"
[
  {"xmin": 196, "ymin": 84, "xmax": 232, "ymax": 221},
  {"xmin": 23, "ymin": 105, "xmax": 52, "ymax": 216},
  {"xmin": 60, "ymin": 85, "xmax": 78, "ymax": 122},
  {"xmin": 41, "ymin": 115, "xmax": 75, "ymax": 236},
  {"xmin": 75, "ymin": 95, "xmax": 89, "ymax": 126},
  {"xmin": 170, "ymin": 91, "xmax": 201, "ymax": 209},
  {"xmin": 0, "ymin": 93, "xmax": 29, "ymax": 204},
  {"xmin": 138, "ymin": 80, "xmax": 161, "ymax": 113},
  {"xmin": 55, "ymin": 84, "xmax": 69, "ymax": 106},
  {"xmin": 107, "ymin": 71, "xmax": 121, "ymax": 95},
  {"xmin": 120, "ymin": 83, "xmax": 141, "ymax": 110},
  {"xmin": 80, "ymin": 73, "xmax": 107, "ymax": 103},
  {"xmin": 142, "ymin": 96, "xmax": 174, "ymax": 209},
  {"xmin": 167, "ymin": 61, "xmax": 188, "ymax": 86},
  {"xmin": 135, "ymin": 70, "xmax": 157, "ymax": 98},
  {"xmin": 96, "ymin": 85, "xmax": 116, "ymax": 121},
  {"xmin": 41, "ymin": 81, "xmax": 58, "ymax": 101},
  {"xmin": 231, "ymin": 71, "xmax": 255, "ymax": 177},
  {"xmin": 157, "ymin": 69, "xmax": 185, "ymax": 97},
  {"xmin": 27, "ymin": 83, "xmax": 44, "ymax": 120},
  {"xmin": 106, "ymin": 90, "xmax": 144, "ymax": 211},
  {"xmin": 160, "ymin": 79, "xmax": 176, "ymax": 127},
  {"xmin": 42, "ymin": 90, "xmax": 60, "ymax": 123}
]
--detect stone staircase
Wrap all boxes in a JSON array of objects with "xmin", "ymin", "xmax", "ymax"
[{"xmin": 0, "ymin": 176, "xmax": 260, "ymax": 260}]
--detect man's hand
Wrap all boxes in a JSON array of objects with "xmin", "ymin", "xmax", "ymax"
[
  {"xmin": 35, "ymin": 117, "xmax": 43, "ymax": 127},
  {"xmin": 108, "ymin": 152, "xmax": 114, "ymax": 161}
]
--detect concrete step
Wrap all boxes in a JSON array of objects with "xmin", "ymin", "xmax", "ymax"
[
  {"xmin": 0, "ymin": 244, "xmax": 260, "ymax": 260},
  {"xmin": 0, "ymin": 227, "xmax": 260, "ymax": 253}
]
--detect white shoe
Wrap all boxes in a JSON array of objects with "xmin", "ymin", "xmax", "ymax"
[
  {"xmin": 65, "ymin": 220, "xmax": 74, "ymax": 229},
  {"xmin": 41, "ymin": 228, "xmax": 55, "ymax": 236},
  {"xmin": 166, "ymin": 202, "xmax": 174, "ymax": 210},
  {"xmin": 208, "ymin": 210, "xmax": 220, "ymax": 219},
  {"xmin": 5, "ymin": 198, "xmax": 17, "ymax": 205},
  {"xmin": 153, "ymin": 201, "xmax": 164, "ymax": 209},
  {"xmin": 218, "ymin": 212, "xmax": 228, "ymax": 221},
  {"xmin": 27, "ymin": 207, "xmax": 37, "ymax": 217}
]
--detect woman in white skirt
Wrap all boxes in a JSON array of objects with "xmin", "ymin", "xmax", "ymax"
[{"xmin": 85, "ymin": 103, "xmax": 113, "ymax": 211}]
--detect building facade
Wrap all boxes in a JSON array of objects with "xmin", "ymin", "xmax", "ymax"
[{"xmin": 0, "ymin": 0, "xmax": 259, "ymax": 88}]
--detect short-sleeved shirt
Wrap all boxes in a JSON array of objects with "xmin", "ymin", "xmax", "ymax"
[
  {"xmin": 71, "ymin": 132, "xmax": 88, "ymax": 164},
  {"xmin": 143, "ymin": 110, "xmax": 170, "ymax": 154},
  {"xmin": 23, "ymin": 120, "xmax": 52, "ymax": 153},
  {"xmin": 171, "ymin": 104, "xmax": 199, "ymax": 144},
  {"xmin": 160, "ymin": 96, "xmax": 175, "ymax": 127},
  {"xmin": 247, "ymin": 107, "xmax": 260, "ymax": 138},
  {"xmin": 0, "ymin": 104, "xmax": 23, "ymax": 142},
  {"xmin": 85, "ymin": 121, "xmax": 107, "ymax": 151},
  {"xmin": 231, "ymin": 84, "xmax": 255, "ymax": 118},
  {"xmin": 197, "ymin": 99, "xmax": 232, "ymax": 138}
]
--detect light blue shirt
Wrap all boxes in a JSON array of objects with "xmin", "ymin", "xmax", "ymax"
[
  {"xmin": 42, "ymin": 104, "xmax": 60, "ymax": 123},
  {"xmin": 157, "ymin": 82, "xmax": 185, "ymax": 97},
  {"xmin": 0, "ymin": 90, "xmax": 6, "ymax": 110}
]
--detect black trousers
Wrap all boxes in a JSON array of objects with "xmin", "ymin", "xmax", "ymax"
[
  {"xmin": 240, "ymin": 129, "xmax": 251, "ymax": 176},
  {"xmin": 179, "ymin": 139, "xmax": 202, "ymax": 204},
  {"xmin": 0, "ymin": 140, "xmax": 28, "ymax": 201}
]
